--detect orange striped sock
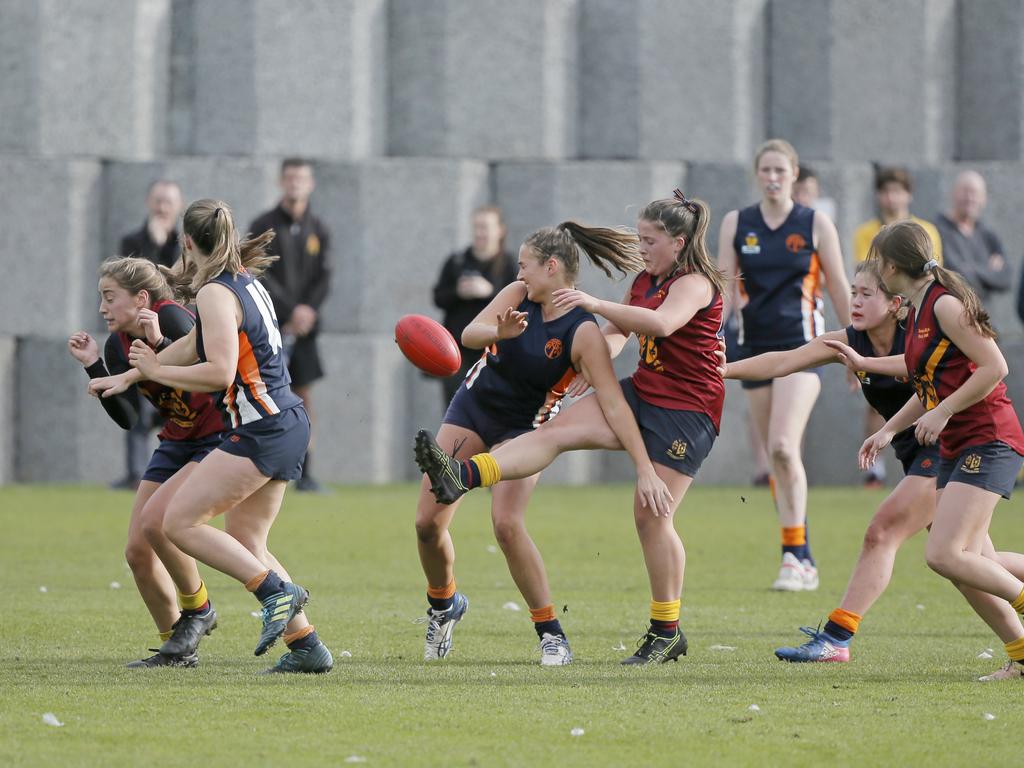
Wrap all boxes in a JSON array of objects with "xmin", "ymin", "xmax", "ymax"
[
  {"xmin": 283, "ymin": 625, "xmax": 316, "ymax": 646},
  {"xmin": 827, "ymin": 608, "xmax": 862, "ymax": 635},
  {"xmin": 530, "ymin": 605, "xmax": 557, "ymax": 624},
  {"xmin": 245, "ymin": 569, "xmax": 271, "ymax": 592},
  {"xmin": 781, "ymin": 526, "xmax": 806, "ymax": 547},
  {"xmin": 427, "ymin": 581, "xmax": 457, "ymax": 600}
]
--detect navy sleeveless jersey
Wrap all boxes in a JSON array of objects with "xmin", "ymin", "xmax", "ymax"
[
  {"xmin": 733, "ymin": 203, "xmax": 822, "ymax": 347},
  {"xmin": 463, "ymin": 299, "xmax": 594, "ymax": 428},
  {"xmin": 845, "ymin": 324, "xmax": 920, "ymax": 466},
  {"xmin": 195, "ymin": 270, "xmax": 302, "ymax": 427}
]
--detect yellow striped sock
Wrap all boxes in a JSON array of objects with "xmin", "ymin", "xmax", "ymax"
[
  {"xmin": 159, "ymin": 629, "xmax": 173, "ymax": 642},
  {"xmin": 1005, "ymin": 637, "xmax": 1024, "ymax": 662},
  {"xmin": 179, "ymin": 581, "xmax": 208, "ymax": 611},
  {"xmin": 1011, "ymin": 587, "xmax": 1024, "ymax": 614},
  {"xmin": 471, "ymin": 453, "xmax": 502, "ymax": 487},
  {"xmin": 650, "ymin": 599, "xmax": 681, "ymax": 623}
]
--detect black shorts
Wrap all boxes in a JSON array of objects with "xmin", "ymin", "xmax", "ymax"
[
  {"xmin": 736, "ymin": 342, "xmax": 824, "ymax": 390},
  {"xmin": 442, "ymin": 383, "xmax": 531, "ymax": 448},
  {"xmin": 937, "ymin": 441, "xmax": 1024, "ymax": 499},
  {"xmin": 142, "ymin": 433, "xmax": 225, "ymax": 484},
  {"xmin": 901, "ymin": 443, "xmax": 940, "ymax": 478},
  {"xmin": 286, "ymin": 334, "xmax": 324, "ymax": 389},
  {"xmin": 620, "ymin": 378, "xmax": 717, "ymax": 478},
  {"xmin": 217, "ymin": 406, "xmax": 310, "ymax": 481}
]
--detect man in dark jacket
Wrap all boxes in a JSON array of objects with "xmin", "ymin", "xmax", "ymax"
[{"xmin": 250, "ymin": 158, "xmax": 331, "ymax": 492}]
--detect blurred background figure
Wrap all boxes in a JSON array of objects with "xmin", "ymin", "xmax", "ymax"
[
  {"xmin": 432, "ymin": 206, "xmax": 518, "ymax": 408},
  {"xmin": 792, "ymin": 165, "xmax": 837, "ymax": 222},
  {"xmin": 936, "ymin": 170, "xmax": 1012, "ymax": 306},
  {"xmin": 250, "ymin": 158, "xmax": 332, "ymax": 493},
  {"xmin": 852, "ymin": 167, "xmax": 941, "ymax": 488},
  {"xmin": 112, "ymin": 179, "xmax": 184, "ymax": 490}
]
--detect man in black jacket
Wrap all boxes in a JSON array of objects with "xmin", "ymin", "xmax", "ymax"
[{"xmin": 249, "ymin": 159, "xmax": 331, "ymax": 492}]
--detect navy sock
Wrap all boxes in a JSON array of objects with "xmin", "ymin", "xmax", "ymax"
[
  {"xmin": 650, "ymin": 619, "xmax": 678, "ymax": 637},
  {"xmin": 802, "ymin": 544, "xmax": 816, "ymax": 566},
  {"xmin": 254, "ymin": 571, "xmax": 286, "ymax": 603},
  {"xmin": 534, "ymin": 619, "xmax": 564, "ymax": 638},
  {"xmin": 459, "ymin": 460, "xmax": 480, "ymax": 489},
  {"xmin": 287, "ymin": 629, "xmax": 320, "ymax": 651},
  {"xmin": 823, "ymin": 620, "xmax": 853, "ymax": 643},
  {"xmin": 428, "ymin": 594, "xmax": 455, "ymax": 612},
  {"xmin": 782, "ymin": 544, "xmax": 802, "ymax": 558}
]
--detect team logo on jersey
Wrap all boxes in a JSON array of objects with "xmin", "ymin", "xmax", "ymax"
[
  {"xmin": 306, "ymin": 233, "xmax": 321, "ymax": 256},
  {"xmin": 229, "ymin": 434, "xmax": 241, "ymax": 443},
  {"xmin": 856, "ymin": 370, "xmax": 870, "ymax": 385},
  {"xmin": 544, "ymin": 339, "xmax": 563, "ymax": 359},
  {"xmin": 785, "ymin": 233, "xmax": 807, "ymax": 253},
  {"xmin": 917, "ymin": 326, "xmax": 931, "ymax": 339},
  {"xmin": 666, "ymin": 440, "xmax": 688, "ymax": 461},
  {"xmin": 741, "ymin": 232, "xmax": 761, "ymax": 255},
  {"xmin": 920, "ymin": 458, "xmax": 934, "ymax": 469},
  {"xmin": 961, "ymin": 454, "xmax": 982, "ymax": 474}
]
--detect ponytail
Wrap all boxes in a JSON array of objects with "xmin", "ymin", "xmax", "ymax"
[
  {"xmin": 639, "ymin": 193, "xmax": 726, "ymax": 295},
  {"xmin": 932, "ymin": 264, "xmax": 995, "ymax": 338},
  {"xmin": 523, "ymin": 223, "xmax": 643, "ymax": 281}
]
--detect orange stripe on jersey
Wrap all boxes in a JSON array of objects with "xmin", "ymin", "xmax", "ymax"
[
  {"xmin": 532, "ymin": 367, "xmax": 578, "ymax": 427},
  {"xmin": 801, "ymin": 252, "xmax": 822, "ymax": 340},
  {"xmin": 922, "ymin": 339, "xmax": 950, "ymax": 409},
  {"xmin": 237, "ymin": 331, "xmax": 274, "ymax": 413}
]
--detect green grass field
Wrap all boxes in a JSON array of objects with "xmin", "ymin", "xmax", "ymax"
[{"xmin": 2, "ymin": 483, "xmax": 1022, "ymax": 767}]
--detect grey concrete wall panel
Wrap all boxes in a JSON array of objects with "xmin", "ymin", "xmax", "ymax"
[
  {"xmin": 494, "ymin": 161, "xmax": 685, "ymax": 302},
  {"xmin": 580, "ymin": 0, "xmax": 767, "ymax": 162},
  {"xmin": 389, "ymin": 0, "xmax": 578, "ymax": 159},
  {"xmin": 959, "ymin": 0, "xmax": 1024, "ymax": 161},
  {"xmin": 0, "ymin": 158, "xmax": 103, "ymax": 338},
  {"xmin": 803, "ymin": 363, "xmax": 868, "ymax": 485},
  {"xmin": 810, "ymin": 163, "xmax": 875, "ymax": 261},
  {"xmin": 770, "ymin": 0, "xmax": 956, "ymax": 163},
  {"xmin": 315, "ymin": 334, "xmax": 411, "ymax": 482},
  {"xmin": 0, "ymin": 0, "xmax": 171, "ymax": 158},
  {"xmin": 0, "ymin": 338, "xmax": 14, "ymax": 484},
  {"xmin": 192, "ymin": 0, "xmax": 386, "ymax": 158},
  {"xmin": 312, "ymin": 159, "xmax": 491, "ymax": 333},
  {"xmin": 16, "ymin": 338, "xmax": 125, "ymax": 483}
]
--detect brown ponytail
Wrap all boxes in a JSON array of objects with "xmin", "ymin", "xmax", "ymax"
[
  {"xmin": 523, "ymin": 222, "xmax": 643, "ymax": 280},
  {"xmin": 165, "ymin": 198, "xmax": 278, "ymax": 303},
  {"xmin": 639, "ymin": 195, "xmax": 726, "ymax": 296},
  {"xmin": 869, "ymin": 220, "xmax": 994, "ymax": 338}
]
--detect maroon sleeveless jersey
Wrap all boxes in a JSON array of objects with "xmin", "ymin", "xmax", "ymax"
[
  {"xmin": 628, "ymin": 271, "xmax": 725, "ymax": 431},
  {"xmin": 905, "ymin": 282, "xmax": 1024, "ymax": 459}
]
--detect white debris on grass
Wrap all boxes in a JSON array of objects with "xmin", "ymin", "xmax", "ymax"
[
  {"xmin": 748, "ymin": 704, "xmax": 760, "ymax": 712},
  {"xmin": 916, "ymin": 604, "xmax": 925, "ymax": 610},
  {"xmin": 978, "ymin": 651, "xmax": 994, "ymax": 659},
  {"xmin": 39, "ymin": 586, "xmax": 47, "ymax": 593},
  {"xmin": 344, "ymin": 756, "xmax": 367, "ymax": 763},
  {"xmin": 42, "ymin": 713, "xmax": 64, "ymax": 727},
  {"xmin": 502, "ymin": 601, "xmax": 521, "ymax": 612},
  {"xmin": 250, "ymin": 611, "xmax": 261, "ymax": 618},
  {"xmin": 612, "ymin": 642, "xmax": 626, "ymax": 651},
  {"xmin": 109, "ymin": 581, "xmax": 121, "ymax": 590},
  {"xmin": 340, "ymin": 650, "xmax": 352, "ymax": 658},
  {"xmin": 570, "ymin": 727, "xmax": 585, "ymax": 737},
  {"xmin": 983, "ymin": 713, "xmax": 996, "ymax": 721},
  {"xmin": 709, "ymin": 645, "xmax": 737, "ymax": 651},
  {"xmin": 486, "ymin": 545, "xmax": 498, "ymax": 554}
]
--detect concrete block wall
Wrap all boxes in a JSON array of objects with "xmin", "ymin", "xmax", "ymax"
[{"xmin": 4, "ymin": 0, "xmax": 1024, "ymax": 484}]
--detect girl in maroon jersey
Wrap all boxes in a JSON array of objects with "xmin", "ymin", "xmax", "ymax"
[
  {"xmin": 831, "ymin": 220, "xmax": 1024, "ymax": 680},
  {"xmin": 68, "ymin": 256, "xmax": 225, "ymax": 668},
  {"xmin": 416, "ymin": 191, "xmax": 724, "ymax": 664}
]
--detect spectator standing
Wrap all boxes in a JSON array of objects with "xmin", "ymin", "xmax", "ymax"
[
  {"xmin": 432, "ymin": 206, "xmax": 518, "ymax": 408},
  {"xmin": 113, "ymin": 180, "xmax": 184, "ymax": 490},
  {"xmin": 249, "ymin": 158, "xmax": 332, "ymax": 493},
  {"xmin": 936, "ymin": 170, "xmax": 1012, "ymax": 305}
]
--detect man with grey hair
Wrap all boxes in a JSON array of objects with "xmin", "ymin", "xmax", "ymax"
[{"xmin": 935, "ymin": 170, "xmax": 1013, "ymax": 304}]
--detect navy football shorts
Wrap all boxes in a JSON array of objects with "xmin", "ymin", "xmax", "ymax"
[
  {"xmin": 937, "ymin": 441, "xmax": 1024, "ymax": 499},
  {"xmin": 620, "ymin": 378, "xmax": 717, "ymax": 478},
  {"xmin": 217, "ymin": 405, "xmax": 310, "ymax": 482},
  {"xmin": 142, "ymin": 432, "xmax": 225, "ymax": 484},
  {"xmin": 442, "ymin": 383, "xmax": 532, "ymax": 448}
]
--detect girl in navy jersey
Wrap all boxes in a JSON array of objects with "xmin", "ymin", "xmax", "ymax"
[
  {"xmin": 724, "ymin": 260, "xmax": 1024, "ymax": 668},
  {"xmin": 90, "ymin": 200, "xmax": 332, "ymax": 674},
  {"xmin": 718, "ymin": 139, "xmax": 851, "ymax": 592},
  {"xmin": 69, "ymin": 257, "xmax": 224, "ymax": 668},
  {"xmin": 834, "ymin": 220, "xmax": 1024, "ymax": 680},
  {"xmin": 417, "ymin": 191, "xmax": 722, "ymax": 664},
  {"xmin": 414, "ymin": 221, "xmax": 670, "ymax": 666}
]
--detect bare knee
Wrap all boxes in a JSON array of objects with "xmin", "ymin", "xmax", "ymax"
[
  {"xmin": 124, "ymin": 536, "xmax": 156, "ymax": 576},
  {"xmin": 862, "ymin": 503, "xmax": 904, "ymax": 552},
  {"xmin": 415, "ymin": 513, "xmax": 446, "ymax": 545},
  {"xmin": 925, "ymin": 544, "xmax": 957, "ymax": 579},
  {"xmin": 769, "ymin": 439, "xmax": 800, "ymax": 470},
  {"xmin": 139, "ymin": 503, "xmax": 167, "ymax": 548},
  {"xmin": 492, "ymin": 516, "xmax": 525, "ymax": 551}
]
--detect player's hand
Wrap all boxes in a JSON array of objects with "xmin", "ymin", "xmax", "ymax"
[
  {"xmin": 456, "ymin": 275, "xmax": 494, "ymax": 300},
  {"xmin": 291, "ymin": 304, "xmax": 317, "ymax": 336},
  {"xmin": 858, "ymin": 429, "xmax": 894, "ymax": 470},
  {"xmin": 822, "ymin": 339, "xmax": 868, "ymax": 373},
  {"xmin": 846, "ymin": 366, "xmax": 861, "ymax": 393},
  {"xmin": 137, "ymin": 308, "xmax": 164, "ymax": 347},
  {"xmin": 565, "ymin": 371, "xmax": 592, "ymax": 398},
  {"xmin": 67, "ymin": 332, "xmax": 100, "ymax": 366},
  {"xmin": 89, "ymin": 373, "xmax": 132, "ymax": 398},
  {"xmin": 128, "ymin": 339, "xmax": 160, "ymax": 378},
  {"xmin": 914, "ymin": 406, "xmax": 950, "ymax": 446},
  {"xmin": 636, "ymin": 465, "xmax": 674, "ymax": 518},
  {"xmin": 552, "ymin": 288, "xmax": 601, "ymax": 314},
  {"xmin": 714, "ymin": 337, "xmax": 727, "ymax": 377},
  {"xmin": 495, "ymin": 307, "xmax": 528, "ymax": 340}
]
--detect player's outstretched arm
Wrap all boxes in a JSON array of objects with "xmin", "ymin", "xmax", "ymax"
[
  {"xmin": 574, "ymin": 323, "xmax": 673, "ymax": 517},
  {"xmin": 823, "ymin": 339, "xmax": 908, "ymax": 377},
  {"xmin": 461, "ymin": 282, "xmax": 529, "ymax": 349},
  {"xmin": 860, "ymin": 395, "xmax": 926, "ymax": 469},
  {"xmin": 725, "ymin": 330, "xmax": 845, "ymax": 380}
]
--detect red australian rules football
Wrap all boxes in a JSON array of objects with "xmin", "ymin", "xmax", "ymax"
[{"xmin": 394, "ymin": 314, "xmax": 462, "ymax": 377}]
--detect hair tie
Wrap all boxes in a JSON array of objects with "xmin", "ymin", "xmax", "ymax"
[
  {"xmin": 672, "ymin": 188, "xmax": 699, "ymax": 214},
  {"xmin": 213, "ymin": 207, "xmax": 222, "ymax": 220},
  {"xmin": 923, "ymin": 259, "xmax": 938, "ymax": 271}
]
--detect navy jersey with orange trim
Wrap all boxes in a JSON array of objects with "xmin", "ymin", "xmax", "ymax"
[
  {"xmin": 104, "ymin": 301, "xmax": 226, "ymax": 441},
  {"xmin": 463, "ymin": 299, "xmax": 594, "ymax": 428},
  {"xmin": 733, "ymin": 203, "xmax": 822, "ymax": 347},
  {"xmin": 846, "ymin": 324, "xmax": 922, "ymax": 466},
  {"xmin": 905, "ymin": 282, "xmax": 1024, "ymax": 459},
  {"xmin": 195, "ymin": 270, "xmax": 302, "ymax": 427},
  {"xmin": 628, "ymin": 271, "xmax": 725, "ymax": 431}
]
